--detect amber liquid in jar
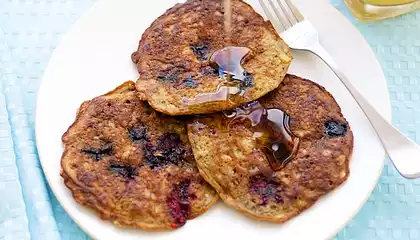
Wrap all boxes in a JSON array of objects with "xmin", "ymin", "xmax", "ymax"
[{"xmin": 345, "ymin": 0, "xmax": 420, "ymax": 21}]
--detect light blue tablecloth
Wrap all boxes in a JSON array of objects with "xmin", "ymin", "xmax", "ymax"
[{"xmin": 0, "ymin": 1, "xmax": 419, "ymax": 239}]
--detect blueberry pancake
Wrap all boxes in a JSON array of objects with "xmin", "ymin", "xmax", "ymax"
[
  {"xmin": 61, "ymin": 81, "xmax": 218, "ymax": 230},
  {"xmin": 187, "ymin": 75, "xmax": 353, "ymax": 223},
  {"xmin": 132, "ymin": 0, "xmax": 292, "ymax": 116}
]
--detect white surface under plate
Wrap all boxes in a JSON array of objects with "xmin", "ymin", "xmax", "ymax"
[{"xmin": 36, "ymin": 0, "xmax": 391, "ymax": 239}]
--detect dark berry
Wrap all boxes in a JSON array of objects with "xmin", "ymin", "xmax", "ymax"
[
  {"xmin": 143, "ymin": 142, "xmax": 161, "ymax": 169},
  {"xmin": 178, "ymin": 180, "xmax": 191, "ymax": 201},
  {"xmin": 167, "ymin": 180, "xmax": 192, "ymax": 227},
  {"xmin": 157, "ymin": 73, "xmax": 178, "ymax": 82},
  {"xmin": 109, "ymin": 164, "xmax": 138, "ymax": 179},
  {"xmin": 157, "ymin": 67, "xmax": 182, "ymax": 83},
  {"xmin": 157, "ymin": 133, "xmax": 186, "ymax": 164},
  {"xmin": 200, "ymin": 66, "xmax": 218, "ymax": 75},
  {"xmin": 129, "ymin": 125, "xmax": 148, "ymax": 141},
  {"xmin": 249, "ymin": 175, "xmax": 284, "ymax": 205},
  {"xmin": 183, "ymin": 75, "xmax": 199, "ymax": 88},
  {"xmin": 190, "ymin": 42, "xmax": 210, "ymax": 61},
  {"xmin": 325, "ymin": 120, "xmax": 347, "ymax": 137},
  {"xmin": 240, "ymin": 71, "xmax": 254, "ymax": 90},
  {"xmin": 142, "ymin": 132, "xmax": 187, "ymax": 169},
  {"xmin": 81, "ymin": 143, "xmax": 113, "ymax": 161}
]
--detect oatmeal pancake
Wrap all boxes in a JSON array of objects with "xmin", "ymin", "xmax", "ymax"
[
  {"xmin": 61, "ymin": 81, "xmax": 218, "ymax": 230},
  {"xmin": 187, "ymin": 74, "xmax": 353, "ymax": 223},
  {"xmin": 132, "ymin": 0, "xmax": 292, "ymax": 115}
]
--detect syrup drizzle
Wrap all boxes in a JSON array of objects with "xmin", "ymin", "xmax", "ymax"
[
  {"xmin": 224, "ymin": 0, "xmax": 232, "ymax": 45},
  {"xmin": 211, "ymin": 46, "xmax": 251, "ymax": 82},
  {"xmin": 225, "ymin": 101, "xmax": 299, "ymax": 171},
  {"xmin": 181, "ymin": 1, "xmax": 255, "ymax": 106},
  {"xmin": 182, "ymin": 46, "xmax": 251, "ymax": 105},
  {"xmin": 182, "ymin": 84, "xmax": 240, "ymax": 105}
]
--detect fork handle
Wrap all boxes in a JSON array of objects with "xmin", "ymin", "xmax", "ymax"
[{"xmin": 306, "ymin": 43, "xmax": 420, "ymax": 179}]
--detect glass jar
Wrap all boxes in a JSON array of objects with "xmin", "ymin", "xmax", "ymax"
[{"xmin": 345, "ymin": 0, "xmax": 420, "ymax": 21}]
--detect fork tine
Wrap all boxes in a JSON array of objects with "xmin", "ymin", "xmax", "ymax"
[
  {"xmin": 283, "ymin": 0, "xmax": 304, "ymax": 22},
  {"xmin": 267, "ymin": 0, "xmax": 291, "ymax": 28},
  {"xmin": 272, "ymin": 0, "xmax": 295, "ymax": 27},
  {"xmin": 258, "ymin": 0, "xmax": 285, "ymax": 33}
]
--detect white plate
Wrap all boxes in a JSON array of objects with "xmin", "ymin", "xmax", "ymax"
[{"xmin": 36, "ymin": 0, "xmax": 390, "ymax": 239}]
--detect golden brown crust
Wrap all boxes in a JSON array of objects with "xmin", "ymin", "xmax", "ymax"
[
  {"xmin": 187, "ymin": 75, "xmax": 353, "ymax": 223},
  {"xmin": 132, "ymin": 0, "xmax": 292, "ymax": 115},
  {"xmin": 61, "ymin": 81, "xmax": 218, "ymax": 230}
]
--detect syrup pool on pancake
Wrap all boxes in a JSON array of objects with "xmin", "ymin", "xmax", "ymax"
[
  {"xmin": 182, "ymin": 46, "xmax": 254, "ymax": 105},
  {"xmin": 224, "ymin": 101, "xmax": 300, "ymax": 172}
]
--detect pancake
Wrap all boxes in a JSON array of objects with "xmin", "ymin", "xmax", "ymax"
[
  {"xmin": 61, "ymin": 81, "xmax": 218, "ymax": 230},
  {"xmin": 187, "ymin": 74, "xmax": 353, "ymax": 222},
  {"xmin": 132, "ymin": 0, "xmax": 292, "ymax": 116}
]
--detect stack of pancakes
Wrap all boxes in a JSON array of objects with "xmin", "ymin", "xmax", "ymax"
[{"xmin": 61, "ymin": 0, "xmax": 353, "ymax": 231}]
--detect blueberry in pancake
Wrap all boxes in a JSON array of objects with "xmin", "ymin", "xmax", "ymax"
[
  {"xmin": 132, "ymin": 0, "xmax": 292, "ymax": 115},
  {"xmin": 187, "ymin": 74, "xmax": 353, "ymax": 223},
  {"xmin": 61, "ymin": 81, "xmax": 218, "ymax": 230}
]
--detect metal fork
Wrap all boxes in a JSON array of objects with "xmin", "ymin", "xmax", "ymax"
[{"xmin": 258, "ymin": 0, "xmax": 420, "ymax": 178}]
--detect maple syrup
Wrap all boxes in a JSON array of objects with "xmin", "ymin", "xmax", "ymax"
[
  {"xmin": 182, "ymin": 46, "xmax": 253, "ymax": 105},
  {"xmin": 225, "ymin": 101, "xmax": 299, "ymax": 170},
  {"xmin": 223, "ymin": 0, "xmax": 232, "ymax": 44},
  {"xmin": 182, "ymin": 84, "xmax": 240, "ymax": 105},
  {"xmin": 211, "ymin": 46, "xmax": 251, "ymax": 82},
  {"xmin": 182, "ymin": 0, "xmax": 257, "ymax": 106}
]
